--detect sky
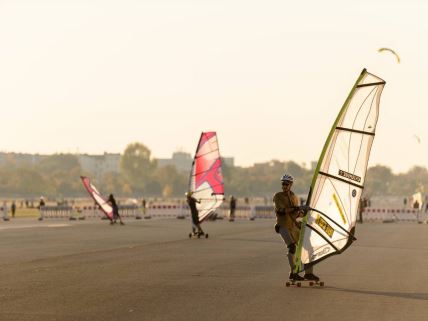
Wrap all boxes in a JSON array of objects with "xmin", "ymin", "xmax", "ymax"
[{"xmin": 0, "ymin": 0, "xmax": 427, "ymax": 173}]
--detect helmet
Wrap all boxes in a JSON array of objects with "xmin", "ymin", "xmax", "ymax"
[
  {"xmin": 280, "ymin": 174, "xmax": 294, "ymax": 183},
  {"xmin": 185, "ymin": 191, "xmax": 193, "ymax": 197}
]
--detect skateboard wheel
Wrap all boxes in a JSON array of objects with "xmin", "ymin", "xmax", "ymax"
[
  {"xmin": 285, "ymin": 282, "xmax": 290, "ymax": 287},
  {"xmin": 297, "ymin": 282, "xmax": 301, "ymax": 287},
  {"xmin": 320, "ymin": 281, "xmax": 324, "ymax": 287},
  {"xmin": 205, "ymin": 234, "xmax": 209, "ymax": 238},
  {"xmin": 188, "ymin": 233, "xmax": 192, "ymax": 238},
  {"xmin": 309, "ymin": 282, "xmax": 314, "ymax": 286}
]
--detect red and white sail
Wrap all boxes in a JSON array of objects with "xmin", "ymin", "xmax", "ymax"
[
  {"xmin": 80, "ymin": 176, "xmax": 113, "ymax": 220},
  {"xmin": 189, "ymin": 132, "xmax": 225, "ymax": 222}
]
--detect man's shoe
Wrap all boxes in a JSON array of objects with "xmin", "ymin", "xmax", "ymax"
[
  {"xmin": 304, "ymin": 273, "xmax": 320, "ymax": 281},
  {"xmin": 289, "ymin": 273, "xmax": 304, "ymax": 281}
]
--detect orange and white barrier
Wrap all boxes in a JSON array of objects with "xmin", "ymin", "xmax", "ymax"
[
  {"xmin": 39, "ymin": 206, "xmax": 77, "ymax": 220},
  {"xmin": 146, "ymin": 204, "xmax": 187, "ymax": 219},
  {"xmin": 79, "ymin": 205, "xmax": 142, "ymax": 220},
  {"xmin": 362, "ymin": 208, "xmax": 421, "ymax": 222}
]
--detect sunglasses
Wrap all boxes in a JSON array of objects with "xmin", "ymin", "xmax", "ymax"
[{"xmin": 282, "ymin": 182, "xmax": 291, "ymax": 186}]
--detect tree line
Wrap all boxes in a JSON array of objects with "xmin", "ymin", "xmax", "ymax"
[{"xmin": 0, "ymin": 142, "xmax": 425, "ymax": 198}]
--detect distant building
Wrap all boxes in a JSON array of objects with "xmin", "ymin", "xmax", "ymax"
[
  {"xmin": 77, "ymin": 153, "xmax": 121, "ymax": 181},
  {"xmin": 156, "ymin": 151, "xmax": 234, "ymax": 173},
  {"xmin": 0, "ymin": 151, "xmax": 234, "ymax": 178},
  {"xmin": 0, "ymin": 152, "xmax": 121, "ymax": 181},
  {"xmin": 310, "ymin": 161, "xmax": 317, "ymax": 171},
  {"xmin": 0, "ymin": 152, "xmax": 46, "ymax": 166},
  {"xmin": 157, "ymin": 152, "xmax": 193, "ymax": 172}
]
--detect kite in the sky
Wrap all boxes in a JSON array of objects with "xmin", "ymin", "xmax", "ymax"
[{"xmin": 378, "ymin": 48, "xmax": 400, "ymax": 64}]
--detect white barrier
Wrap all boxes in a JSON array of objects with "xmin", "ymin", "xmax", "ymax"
[
  {"xmin": 39, "ymin": 206, "xmax": 78, "ymax": 220},
  {"xmin": 1, "ymin": 206, "xmax": 9, "ymax": 221},
  {"xmin": 362, "ymin": 208, "xmax": 421, "ymax": 222},
  {"xmin": 80, "ymin": 206, "xmax": 101, "ymax": 219},
  {"xmin": 146, "ymin": 204, "xmax": 186, "ymax": 219},
  {"xmin": 79, "ymin": 205, "xmax": 142, "ymax": 220}
]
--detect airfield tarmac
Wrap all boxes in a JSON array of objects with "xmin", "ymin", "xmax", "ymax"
[{"xmin": 0, "ymin": 218, "xmax": 427, "ymax": 321}]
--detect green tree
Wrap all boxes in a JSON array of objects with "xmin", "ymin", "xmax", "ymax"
[
  {"xmin": 100, "ymin": 172, "xmax": 132, "ymax": 197},
  {"xmin": 152, "ymin": 165, "xmax": 188, "ymax": 197},
  {"xmin": 36, "ymin": 154, "xmax": 83, "ymax": 197},
  {"xmin": 120, "ymin": 143, "xmax": 157, "ymax": 195},
  {"xmin": 365, "ymin": 165, "xmax": 394, "ymax": 196}
]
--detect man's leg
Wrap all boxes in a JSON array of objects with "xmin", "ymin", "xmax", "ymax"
[
  {"xmin": 197, "ymin": 223, "xmax": 204, "ymax": 234},
  {"xmin": 278, "ymin": 226, "xmax": 295, "ymax": 271},
  {"xmin": 304, "ymin": 265, "xmax": 313, "ymax": 274}
]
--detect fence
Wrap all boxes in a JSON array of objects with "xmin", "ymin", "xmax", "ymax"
[
  {"xmin": 39, "ymin": 206, "xmax": 78, "ymax": 220},
  {"xmin": 37, "ymin": 203, "xmax": 428, "ymax": 224},
  {"xmin": 77, "ymin": 204, "xmax": 143, "ymax": 220},
  {"xmin": 362, "ymin": 207, "xmax": 426, "ymax": 223}
]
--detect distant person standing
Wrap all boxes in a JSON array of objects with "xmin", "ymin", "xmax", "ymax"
[
  {"xmin": 142, "ymin": 198, "xmax": 147, "ymax": 217},
  {"xmin": 39, "ymin": 197, "xmax": 45, "ymax": 208},
  {"xmin": 229, "ymin": 195, "xmax": 236, "ymax": 222},
  {"xmin": 2, "ymin": 201, "xmax": 9, "ymax": 221},
  {"xmin": 413, "ymin": 200, "xmax": 420, "ymax": 210},
  {"xmin": 38, "ymin": 197, "xmax": 46, "ymax": 221},
  {"xmin": 11, "ymin": 201, "xmax": 16, "ymax": 218},
  {"xmin": 107, "ymin": 194, "xmax": 125, "ymax": 225},
  {"xmin": 358, "ymin": 197, "xmax": 368, "ymax": 224}
]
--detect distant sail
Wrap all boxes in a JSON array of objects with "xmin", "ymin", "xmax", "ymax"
[
  {"xmin": 80, "ymin": 176, "xmax": 113, "ymax": 220},
  {"xmin": 413, "ymin": 134, "xmax": 421, "ymax": 144},
  {"xmin": 378, "ymin": 47, "xmax": 400, "ymax": 63},
  {"xmin": 189, "ymin": 132, "xmax": 224, "ymax": 222},
  {"xmin": 294, "ymin": 69, "xmax": 386, "ymax": 272}
]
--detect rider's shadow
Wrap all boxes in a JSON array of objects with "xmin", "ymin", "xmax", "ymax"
[{"xmin": 324, "ymin": 286, "xmax": 428, "ymax": 301}]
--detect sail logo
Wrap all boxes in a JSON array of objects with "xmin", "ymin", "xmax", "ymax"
[
  {"xmin": 195, "ymin": 158, "xmax": 223, "ymax": 194},
  {"xmin": 338, "ymin": 170, "xmax": 361, "ymax": 183},
  {"xmin": 311, "ymin": 247, "xmax": 331, "ymax": 260},
  {"xmin": 332, "ymin": 193, "xmax": 347, "ymax": 225},
  {"xmin": 315, "ymin": 215, "xmax": 334, "ymax": 238}
]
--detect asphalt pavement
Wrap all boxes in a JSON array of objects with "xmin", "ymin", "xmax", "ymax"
[{"xmin": 0, "ymin": 218, "xmax": 427, "ymax": 321}]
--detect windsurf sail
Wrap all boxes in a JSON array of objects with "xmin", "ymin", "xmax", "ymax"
[
  {"xmin": 188, "ymin": 132, "xmax": 225, "ymax": 222},
  {"xmin": 294, "ymin": 69, "xmax": 386, "ymax": 272},
  {"xmin": 80, "ymin": 176, "xmax": 113, "ymax": 220}
]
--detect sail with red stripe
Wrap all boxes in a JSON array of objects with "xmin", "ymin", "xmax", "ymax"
[
  {"xmin": 80, "ymin": 176, "xmax": 113, "ymax": 220},
  {"xmin": 189, "ymin": 132, "xmax": 225, "ymax": 222}
]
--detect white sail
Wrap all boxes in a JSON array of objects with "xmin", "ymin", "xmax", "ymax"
[
  {"xmin": 295, "ymin": 69, "xmax": 386, "ymax": 271},
  {"xmin": 189, "ymin": 132, "xmax": 224, "ymax": 222}
]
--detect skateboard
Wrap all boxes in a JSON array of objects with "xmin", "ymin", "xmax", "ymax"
[
  {"xmin": 285, "ymin": 279, "xmax": 324, "ymax": 287},
  {"xmin": 188, "ymin": 232, "xmax": 209, "ymax": 239}
]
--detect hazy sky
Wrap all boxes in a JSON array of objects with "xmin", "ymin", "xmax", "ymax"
[{"xmin": 0, "ymin": 0, "xmax": 427, "ymax": 172}]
